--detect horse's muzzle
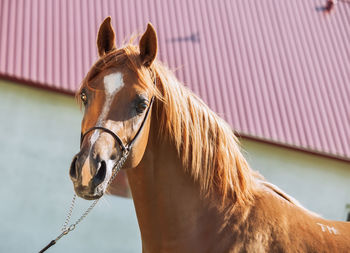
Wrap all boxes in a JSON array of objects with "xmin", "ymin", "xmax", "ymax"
[{"xmin": 69, "ymin": 153, "xmax": 108, "ymax": 199}]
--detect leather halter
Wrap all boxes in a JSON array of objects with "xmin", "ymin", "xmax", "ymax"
[{"xmin": 80, "ymin": 75, "xmax": 156, "ymax": 153}]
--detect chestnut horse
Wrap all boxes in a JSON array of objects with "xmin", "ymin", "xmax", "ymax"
[{"xmin": 69, "ymin": 17, "xmax": 350, "ymax": 252}]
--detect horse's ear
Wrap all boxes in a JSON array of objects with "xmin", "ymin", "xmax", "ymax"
[
  {"xmin": 97, "ymin": 17, "xmax": 116, "ymax": 57},
  {"xmin": 139, "ymin": 23, "xmax": 157, "ymax": 67}
]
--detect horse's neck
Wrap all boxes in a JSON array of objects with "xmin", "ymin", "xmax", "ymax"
[
  {"xmin": 126, "ymin": 126, "xmax": 350, "ymax": 252},
  {"xmin": 126, "ymin": 131, "xmax": 235, "ymax": 252}
]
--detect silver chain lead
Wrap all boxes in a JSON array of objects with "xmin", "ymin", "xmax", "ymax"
[{"xmin": 61, "ymin": 194, "xmax": 76, "ymax": 232}]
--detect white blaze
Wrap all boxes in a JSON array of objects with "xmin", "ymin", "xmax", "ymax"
[
  {"xmin": 89, "ymin": 72, "xmax": 124, "ymax": 147},
  {"xmin": 104, "ymin": 72, "xmax": 124, "ymax": 95},
  {"xmin": 82, "ymin": 72, "xmax": 124, "ymax": 186}
]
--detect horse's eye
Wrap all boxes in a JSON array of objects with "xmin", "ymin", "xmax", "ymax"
[
  {"xmin": 136, "ymin": 100, "xmax": 148, "ymax": 114},
  {"xmin": 80, "ymin": 92, "xmax": 88, "ymax": 105}
]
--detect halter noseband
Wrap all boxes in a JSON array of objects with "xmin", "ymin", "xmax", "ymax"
[{"xmin": 80, "ymin": 95, "xmax": 154, "ymax": 152}]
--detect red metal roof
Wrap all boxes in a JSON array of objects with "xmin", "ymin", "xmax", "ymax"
[{"xmin": 1, "ymin": 0, "xmax": 349, "ymax": 161}]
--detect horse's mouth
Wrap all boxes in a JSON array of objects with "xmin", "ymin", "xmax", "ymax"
[
  {"xmin": 80, "ymin": 193, "xmax": 103, "ymax": 200},
  {"xmin": 74, "ymin": 185, "xmax": 105, "ymax": 200}
]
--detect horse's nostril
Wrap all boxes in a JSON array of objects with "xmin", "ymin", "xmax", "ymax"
[
  {"xmin": 93, "ymin": 160, "xmax": 107, "ymax": 186},
  {"xmin": 70, "ymin": 156, "xmax": 78, "ymax": 180}
]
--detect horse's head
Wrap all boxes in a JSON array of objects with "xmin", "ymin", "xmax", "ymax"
[{"xmin": 69, "ymin": 17, "xmax": 158, "ymax": 200}]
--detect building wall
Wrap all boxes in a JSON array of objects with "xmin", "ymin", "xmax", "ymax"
[
  {"xmin": 0, "ymin": 80, "xmax": 141, "ymax": 253},
  {"xmin": 241, "ymin": 139, "xmax": 350, "ymax": 221}
]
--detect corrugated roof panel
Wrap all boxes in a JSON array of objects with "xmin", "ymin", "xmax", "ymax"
[{"xmin": 0, "ymin": 0, "xmax": 349, "ymax": 161}]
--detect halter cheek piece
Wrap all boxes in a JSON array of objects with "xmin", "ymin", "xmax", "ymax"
[{"xmin": 80, "ymin": 74, "xmax": 156, "ymax": 153}]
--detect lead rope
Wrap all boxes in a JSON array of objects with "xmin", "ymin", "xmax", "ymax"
[{"xmin": 39, "ymin": 149, "xmax": 129, "ymax": 253}]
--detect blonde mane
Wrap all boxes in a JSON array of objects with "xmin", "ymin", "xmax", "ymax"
[{"xmin": 151, "ymin": 60, "xmax": 258, "ymax": 204}]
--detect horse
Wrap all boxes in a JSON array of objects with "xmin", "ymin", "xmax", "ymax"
[{"xmin": 69, "ymin": 17, "xmax": 350, "ymax": 252}]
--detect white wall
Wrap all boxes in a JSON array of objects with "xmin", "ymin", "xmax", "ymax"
[
  {"xmin": 241, "ymin": 138, "xmax": 350, "ymax": 221},
  {"xmin": 0, "ymin": 80, "xmax": 141, "ymax": 253}
]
